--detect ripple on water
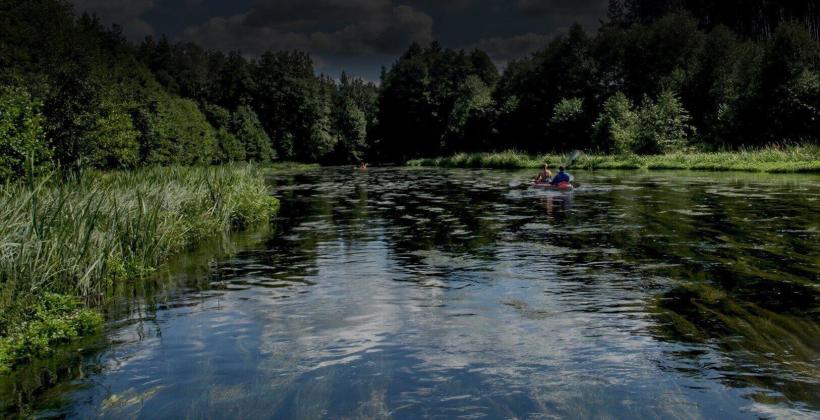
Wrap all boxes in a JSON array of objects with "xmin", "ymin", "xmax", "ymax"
[{"xmin": 12, "ymin": 167, "xmax": 820, "ymax": 419}]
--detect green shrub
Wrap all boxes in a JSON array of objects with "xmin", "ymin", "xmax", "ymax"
[
  {"xmin": 232, "ymin": 105, "xmax": 274, "ymax": 162},
  {"xmin": 549, "ymin": 97, "xmax": 587, "ymax": 150},
  {"xmin": 201, "ymin": 103, "xmax": 233, "ymax": 129},
  {"xmin": 216, "ymin": 127, "xmax": 246, "ymax": 163},
  {"xmin": 142, "ymin": 95, "xmax": 217, "ymax": 165},
  {"xmin": 0, "ymin": 85, "xmax": 52, "ymax": 180},
  {"xmin": 592, "ymin": 91, "xmax": 695, "ymax": 155},
  {"xmin": 635, "ymin": 90, "xmax": 695, "ymax": 154},
  {"xmin": 81, "ymin": 97, "xmax": 141, "ymax": 169},
  {"xmin": 592, "ymin": 92, "xmax": 639, "ymax": 154},
  {"xmin": 444, "ymin": 75, "xmax": 494, "ymax": 153},
  {"xmin": 0, "ymin": 293, "xmax": 103, "ymax": 372},
  {"xmin": 333, "ymin": 100, "xmax": 368, "ymax": 163}
]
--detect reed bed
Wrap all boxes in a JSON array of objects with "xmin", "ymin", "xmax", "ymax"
[
  {"xmin": 0, "ymin": 164, "xmax": 278, "ymax": 369},
  {"xmin": 407, "ymin": 145, "xmax": 820, "ymax": 173}
]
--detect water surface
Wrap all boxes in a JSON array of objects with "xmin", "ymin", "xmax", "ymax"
[{"xmin": 2, "ymin": 167, "xmax": 819, "ymax": 418}]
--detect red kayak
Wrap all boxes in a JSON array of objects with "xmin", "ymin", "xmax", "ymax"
[{"xmin": 532, "ymin": 181, "xmax": 573, "ymax": 190}]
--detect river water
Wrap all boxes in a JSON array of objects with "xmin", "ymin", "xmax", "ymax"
[{"xmin": 2, "ymin": 167, "xmax": 819, "ymax": 418}]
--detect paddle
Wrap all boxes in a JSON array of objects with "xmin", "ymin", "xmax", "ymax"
[
  {"xmin": 563, "ymin": 150, "xmax": 581, "ymax": 183},
  {"xmin": 563, "ymin": 150, "xmax": 581, "ymax": 168}
]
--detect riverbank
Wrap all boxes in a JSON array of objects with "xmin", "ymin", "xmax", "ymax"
[
  {"xmin": 263, "ymin": 162, "xmax": 321, "ymax": 171},
  {"xmin": 406, "ymin": 146, "xmax": 820, "ymax": 173},
  {"xmin": 0, "ymin": 164, "xmax": 280, "ymax": 371}
]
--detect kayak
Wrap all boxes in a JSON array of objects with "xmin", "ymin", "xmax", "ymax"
[{"xmin": 532, "ymin": 181, "xmax": 573, "ymax": 190}]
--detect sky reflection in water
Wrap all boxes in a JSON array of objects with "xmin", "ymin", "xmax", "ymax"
[{"xmin": 11, "ymin": 168, "xmax": 820, "ymax": 418}]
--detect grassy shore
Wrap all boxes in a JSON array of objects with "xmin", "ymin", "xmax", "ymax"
[
  {"xmin": 407, "ymin": 145, "xmax": 820, "ymax": 173},
  {"xmin": 0, "ymin": 164, "xmax": 279, "ymax": 371},
  {"xmin": 262, "ymin": 162, "xmax": 321, "ymax": 171}
]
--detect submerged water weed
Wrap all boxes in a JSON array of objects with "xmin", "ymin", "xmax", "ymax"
[
  {"xmin": 407, "ymin": 145, "xmax": 820, "ymax": 173},
  {"xmin": 0, "ymin": 164, "xmax": 279, "ymax": 370},
  {"xmin": 0, "ymin": 294, "xmax": 103, "ymax": 372},
  {"xmin": 652, "ymin": 283, "xmax": 820, "ymax": 381}
]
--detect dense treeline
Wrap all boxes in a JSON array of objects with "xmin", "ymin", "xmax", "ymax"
[
  {"xmin": 0, "ymin": 0, "xmax": 377, "ymax": 180},
  {"xmin": 609, "ymin": 0, "xmax": 820, "ymax": 39},
  {"xmin": 1, "ymin": 0, "xmax": 818, "ymax": 179},
  {"xmin": 376, "ymin": 4, "xmax": 818, "ymax": 161}
]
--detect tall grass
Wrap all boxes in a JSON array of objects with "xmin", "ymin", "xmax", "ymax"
[
  {"xmin": 407, "ymin": 144, "xmax": 820, "ymax": 173},
  {"xmin": 0, "ymin": 164, "xmax": 278, "ymax": 369}
]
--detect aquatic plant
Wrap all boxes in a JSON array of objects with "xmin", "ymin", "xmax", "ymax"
[
  {"xmin": 0, "ymin": 164, "xmax": 279, "ymax": 370},
  {"xmin": 651, "ymin": 282, "xmax": 820, "ymax": 404},
  {"xmin": 0, "ymin": 294, "xmax": 102, "ymax": 372}
]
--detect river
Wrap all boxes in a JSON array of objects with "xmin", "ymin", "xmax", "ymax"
[{"xmin": 2, "ymin": 167, "xmax": 818, "ymax": 418}]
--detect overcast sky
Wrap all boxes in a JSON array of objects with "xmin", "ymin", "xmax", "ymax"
[{"xmin": 69, "ymin": 0, "xmax": 610, "ymax": 79}]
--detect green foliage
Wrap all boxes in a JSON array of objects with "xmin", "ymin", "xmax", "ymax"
[
  {"xmin": 215, "ymin": 127, "xmax": 246, "ymax": 163},
  {"xmin": 635, "ymin": 90, "xmax": 694, "ymax": 154},
  {"xmin": 143, "ymin": 95, "xmax": 217, "ymax": 165},
  {"xmin": 232, "ymin": 105, "xmax": 274, "ymax": 162},
  {"xmin": 494, "ymin": 24, "xmax": 597, "ymax": 152},
  {"xmin": 408, "ymin": 144, "xmax": 820, "ymax": 173},
  {"xmin": 201, "ymin": 103, "xmax": 233, "ymax": 129},
  {"xmin": 331, "ymin": 72, "xmax": 378, "ymax": 162},
  {"xmin": 0, "ymin": 85, "xmax": 51, "ymax": 180},
  {"xmin": 549, "ymin": 97, "xmax": 587, "ymax": 150},
  {"xmin": 0, "ymin": 164, "xmax": 280, "ymax": 369},
  {"xmin": 592, "ymin": 92, "xmax": 639, "ymax": 153},
  {"xmin": 613, "ymin": 0, "xmax": 820, "ymax": 40},
  {"xmin": 757, "ymin": 24, "xmax": 820, "ymax": 143},
  {"xmin": 333, "ymin": 100, "xmax": 368, "ymax": 163},
  {"xmin": 0, "ymin": 293, "xmax": 103, "ymax": 372},
  {"xmin": 252, "ymin": 51, "xmax": 323, "ymax": 161},
  {"xmin": 592, "ymin": 90, "xmax": 694, "ymax": 154},
  {"xmin": 377, "ymin": 42, "xmax": 502, "ymax": 161},
  {"xmin": 301, "ymin": 78, "xmax": 339, "ymax": 162},
  {"xmin": 80, "ymin": 94, "xmax": 140, "ymax": 169},
  {"xmin": 552, "ymin": 97, "xmax": 584, "ymax": 122},
  {"xmin": 1, "ymin": 0, "xmax": 818, "ymax": 172},
  {"xmin": 444, "ymin": 75, "xmax": 494, "ymax": 153},
  {"xmin": 306, "ymin": 113, "xmax": 336, "ymax": 162}
]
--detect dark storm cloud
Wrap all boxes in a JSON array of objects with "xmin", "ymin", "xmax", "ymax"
[
  {"xmin": 467, "ymin": 32, "xmax": 556, "ymax": 62},
  {"xmin": 71, "ymin": 0, "xmax": 157, "ymax": 39},
  {"xmin": 180, "ymin": 0, "xmax": 434, "ymax": 56},
  {"xmin": 516, "ymin": 0, "xmax": 609, "ymax": 15},
  {"xmin": 470, "ymin": 0, "xmax": 607, "ymax": 64},
  {"xmin": 68, "ymin": 0, "xmax": 610, "ymax": 77},
  {"xmin": 414, "ymin": 0, "xmax": 476, "ymax": 11}
]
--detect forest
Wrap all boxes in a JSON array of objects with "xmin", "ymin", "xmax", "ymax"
[{"xmin": 1, "ymin": 0, "xmax": 818, "ymax": 180}]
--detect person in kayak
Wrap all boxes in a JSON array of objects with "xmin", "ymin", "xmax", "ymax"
[
  {"xmin": 533, "ymin": 163, "xmax": 552, "ymax": 183},
  {"xmin": 550, "ymin": 166, "xmax": 571, "ymax": 185}
]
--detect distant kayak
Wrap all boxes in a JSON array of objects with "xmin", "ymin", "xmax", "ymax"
[{"xmin": 532, "ymin": 181, "xmax": 573, "ymax": 190}]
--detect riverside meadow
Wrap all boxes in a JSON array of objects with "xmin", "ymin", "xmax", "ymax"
[{"xmin": 407, "ymin": 145, "xmax": 820, "ymax": 173}]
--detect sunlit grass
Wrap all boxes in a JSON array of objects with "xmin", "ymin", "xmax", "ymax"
[
  {"xmin": 407, "ymin": 145, "xmax": 820, "ymax": 173},
  {"xmin": 0, "ymin": 164, "xmax": 279, "ymax": 370},
  {"xmin": 261, "ymin": 162, "xmax": 320, "ymax": 171}
]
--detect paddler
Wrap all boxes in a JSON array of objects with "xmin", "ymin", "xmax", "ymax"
[
  {"xmin": 550, "ymin": 166, "xmax": 571, "ymax": 185},
  {"xmin": 533, "ymin": 163, "xmax": 552, "ymax": 183}
]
